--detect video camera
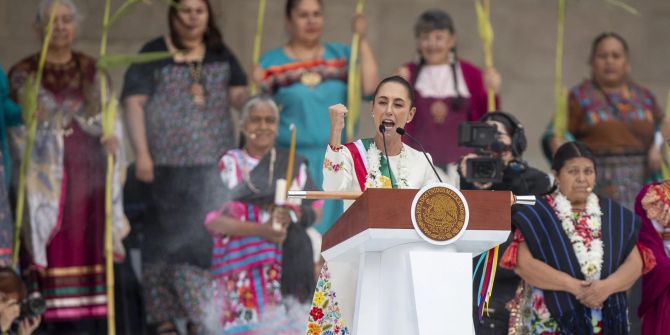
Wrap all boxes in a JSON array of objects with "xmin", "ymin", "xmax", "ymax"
[
  {"xmin": 16, "ymin": 295, "xmax": 46, "ymax": 321},
  {"xmin": 458, "ymin": 122, "xmax": 505, "ymax": 184}
]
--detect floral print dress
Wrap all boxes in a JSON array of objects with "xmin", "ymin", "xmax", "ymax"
[
  {"xmin": 307, "ymin": 264, "xmax": 349, "ymax": 335},
  {"xmin": 207, "ymin": 149, "xmax": 314, "ymax": 334}
]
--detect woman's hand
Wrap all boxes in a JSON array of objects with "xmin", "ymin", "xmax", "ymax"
[
  {"xmin": 18, "ymin": 316, "xmax": 41, "ymax": 335},
  {"xmin": 251, "ymin": 63, "xmax": 264, "ymax": 86},
  {"xmin": 135, "ymin": 151, "xmax": 154, "ymax": 183},
  {"xmin": 484, "ymin": 66, "xmax": 502, "ymax": 94},
  {"xmin": 647, "ymin": 144, "xmax": 662, "ymax": 172},
  {"xmin": 576, "ymin": 280, "xmax": 611, "ymax": 309},
  {"xmin": 272, "ymin": 207, "xmax": 292, "ymax": 230},
  {"xmin": 352, "ymin": 13, "xmax": 367, "ymax": 38},
  {"xmin": 260, "ymin": 223, "xmax": 287, "ymax": 245},
  {"xmin": 0, "ymin": 297, "xmax": 19, "ymax": 332},
  {"xmin": 328, "ymin": 104, "xmax": 348, "ymax": 148},
  {"xmin": 101, "ymin": 135, "xmax": 120, "ymax": 156},
  {"xmin": 565, "ymin": 278, "xmax": 591, "ymax": 300}
]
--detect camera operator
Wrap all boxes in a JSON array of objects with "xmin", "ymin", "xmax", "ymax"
[
  {"xmin": 0, "ymin": 268, "xmax": 41, "ymax": 335},
  {"xmin": 453, "ymin": 112, "xmax": 551, "ymax": 334}
]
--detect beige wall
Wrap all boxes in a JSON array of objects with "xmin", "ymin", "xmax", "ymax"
[{"xmin": 1, "ymin": 0, "xmax": 669, "ymax": 171}]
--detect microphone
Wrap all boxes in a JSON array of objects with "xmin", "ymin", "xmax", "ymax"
[
  {"xmin": 396, "ymin": 127, "xmax": 443, "ymax": 183},
  {"xmin": 379, "ymin": 124, "xmax": 397, "ymax": 188}
]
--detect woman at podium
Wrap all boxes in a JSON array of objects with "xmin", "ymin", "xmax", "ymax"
[
  {"xmin": 307, "ymin": 76, "xmax": 442, "ymax": 334},
  {"xmin": 323, "ymin": 76, "xmax": 442, "ymax": 209},
  {"xmin": 503, "ymin": 141, "xmax": 652, "ymax": 334}
]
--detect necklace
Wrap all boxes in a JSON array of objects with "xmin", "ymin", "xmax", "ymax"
[
  {"xmin": 243, "ymin": 148, "xmax": 276, "ymax": 194},
  {"xmin": 188, "ymin": 60, "xmax": 206, "ymax": 108},
  {"xmin": 364, "ymin": 142, "xmax": 409, "ymax": 189},
  {"xmin": 287, "ymin": 43, "xmax": 323, "ymax": 87},
  {"xmin": 551, "ymin": 192, "xmax": 604, "ymax": 280}
]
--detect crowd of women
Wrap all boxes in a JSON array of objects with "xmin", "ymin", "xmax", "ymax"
[{"xmin": 0, "ymin": 0, "xmax": 668, "ymax": 334}]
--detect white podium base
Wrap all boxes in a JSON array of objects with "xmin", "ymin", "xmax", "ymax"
[{"xmin": 324, "ymin": 229, "xmax": 507, "ymax": 335}]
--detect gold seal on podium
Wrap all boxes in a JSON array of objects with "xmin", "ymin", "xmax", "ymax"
[{"xmin": 411, "ymin": 183, "xmax": 469, "ymax": 245}]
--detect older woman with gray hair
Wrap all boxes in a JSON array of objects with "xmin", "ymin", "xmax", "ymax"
[
  {"xmin": 8, "ymin": 0, "xmax": 127, "ymax": 333},
  {"xmin": 205, "ymin": 95, "xmax": 322, "ymax": 333}
]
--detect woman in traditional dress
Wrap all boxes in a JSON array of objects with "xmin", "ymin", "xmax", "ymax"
[
  {"xmin": 503, "ymin": 141, "xmax": 649, "ymax": 334},
  {"xmin": 396, "ymin": 9, "xmax": 501, "ymax": 167},
  {"xmin": 205, "ymin": 95, "xmax": 321, "ymax": 334},
  {"xmin": 8, "ymin": 0, "xmax": 127, "ymax": 333},
  {"xmin": 121, "ymin": 0, "xmax": 248, "ymax": 332},
  {"xmin": 305, "ymin": 76, "xmax": 441, "ymax": 335},
  {"xmin": 545, "ymin": 32, "xmax": 663, "ymax": 210},
  {"xmin": 255, "ymin": 0, "xmax": 379, "ymax": 233},
  {"xmin": 635, "ymin": 181, "xmax": 670, "ymax": 334}
]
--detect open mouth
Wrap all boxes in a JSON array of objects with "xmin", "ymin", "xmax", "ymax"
[{"xmin": 381, "ymin": 120, "xmax": 396, "ymax": 130}]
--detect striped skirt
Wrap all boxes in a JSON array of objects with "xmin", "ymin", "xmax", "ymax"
[{"xmin": 593, "ymin": 153, "xmax": 650, "ymax": 210}]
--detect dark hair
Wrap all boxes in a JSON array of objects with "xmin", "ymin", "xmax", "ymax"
[
  {"xmin": 373, "ymin": 76, "xmax": 415, "ymax": 107},
  {"xmin": 480, "ymin": 112, "xmax": 517, "ymax": 138},
  {"xmin": 0, "ymin": 267, "xmax": 27, "ymax": 301},
  {"xmin": 589, "ymin": 32, "xmax": 629, "ymax": 63},
  {"xmin": 551, "ymin": 141, "xmax": 596, "ymax": 173},
  {"xmin": 285, "ymin": 0, "xmax": 323, "ymax": 18},
  {"xmin": 412, "ymin": 9, "xmax": 462, "ymax": 109},
  {"xmin": 480, "ymin": 111, "xmax": 527, "ymax": 157},
  {"xmin": 414, "ymin": 9, "xmax": 455, "ymax": 37},
  {"xmin": 169, "ymin": 0, "xmax": 224, "ymax": 53}
]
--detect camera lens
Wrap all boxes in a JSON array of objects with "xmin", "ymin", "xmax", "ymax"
[
  {"xmin": 19, "ymin": 296, "xmax": 46, "ymax": 320},
  {"xmin": 474, "ymin": 161, "xmax": 495, "ymax": 178}
]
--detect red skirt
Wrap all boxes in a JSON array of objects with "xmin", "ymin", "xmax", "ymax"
[{"xmin": 40, "ymin": 122, "xmax": 107, "ymax": 321}]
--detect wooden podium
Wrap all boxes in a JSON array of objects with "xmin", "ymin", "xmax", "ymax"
[{"xmin": 321, "ymin": 188, "xmax": 512, "ymax": 335}]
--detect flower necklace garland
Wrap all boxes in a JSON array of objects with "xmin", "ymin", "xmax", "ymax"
[
  {"xmin": 552, "ymin": 192, "xmax": 604, "ymax": 280},
  {"xmin": 364, "ymin": 141, "xmax": 409, "ymax": 189}
]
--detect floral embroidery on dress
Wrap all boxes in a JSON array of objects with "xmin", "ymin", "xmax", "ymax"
[
  {"xmin": 307, "ymin": 264, "xmax": 349, "ymax": 335},
  {"xmin": 220, "ymin": 263, "xmax": 283, "ymax": 328},
  {"xmin": 323, "ymin": 158, "xmax": 345, "ymax": 173}
]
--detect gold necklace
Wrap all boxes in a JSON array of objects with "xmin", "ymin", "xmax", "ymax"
[
  {"xmin": 288, "ymin": 44, "xmax": 323, "ymax": 87},
  {"xmin": 188, "ymin": 61, "xmax": 206, "ymax": 108}
]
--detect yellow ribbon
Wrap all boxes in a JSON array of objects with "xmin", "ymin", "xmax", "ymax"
[
  {"xmin": 250, "ymin": 0, "xmax": 267, "ymax": 95},
  {"xmin": 13, "ymin": 0, "xmax": 60, "ymax": 268},
  {"xmin": 475, "ymin": 0, "xmax": 495, "ymax": 112},
  {"xmin": 482, "ymin": 244, "xmax": 500, "ymax": 316},
  {"xmin": 346, "ymin": 0, "xmax": 364, "ymax": 141}
]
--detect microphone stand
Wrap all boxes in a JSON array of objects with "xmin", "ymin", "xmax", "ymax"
[
  {"xmin": 396, "ymin": 127, "xmax": 443, "ymax": 183},
  {"xmin": 379, "ymin": 124, "xmax": 397, "ymax": 189}
]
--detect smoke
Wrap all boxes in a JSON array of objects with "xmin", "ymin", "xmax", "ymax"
[{"xmin": 199, "ymin": 279, "xmax": 311, "ymax": 335}]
